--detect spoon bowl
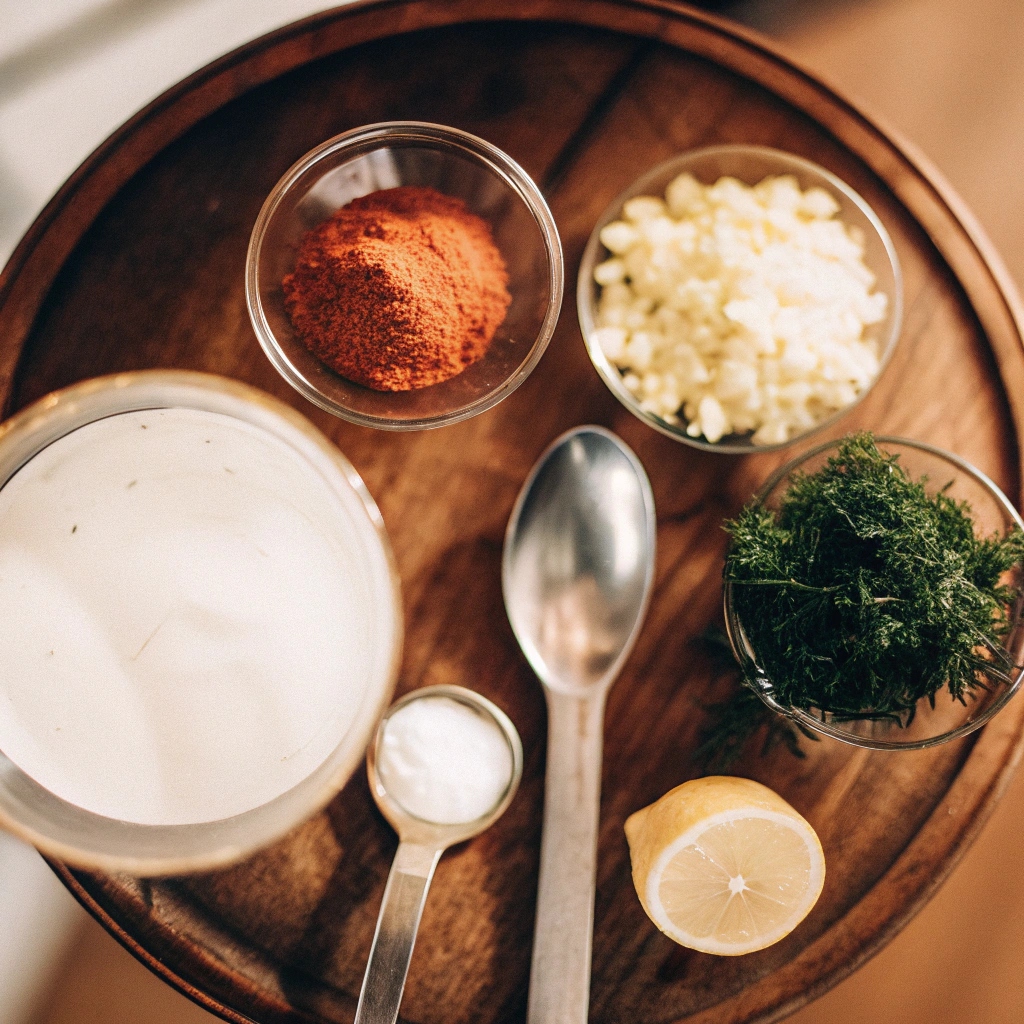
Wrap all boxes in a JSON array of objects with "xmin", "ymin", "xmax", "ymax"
[
  {"xmin": 503, "ymin": 426, "xmax": 656, "ymax": 695},
  {"xmin": 502, "ymin": 425, "xmax": 656, "ymax": 1023}
]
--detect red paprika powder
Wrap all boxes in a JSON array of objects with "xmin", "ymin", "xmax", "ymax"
[{"xmin": 282, "ymin": 185, "xmax": 511, "ymax": 391}]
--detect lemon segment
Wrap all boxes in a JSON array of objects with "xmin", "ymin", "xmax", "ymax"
[{"xmin": 624, "ymin": 776, "xmax": 825, "ymax": 955}]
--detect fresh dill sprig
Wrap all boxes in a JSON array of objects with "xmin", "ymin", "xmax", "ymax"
[
  {"xmin": 696, "ymin": 685, "xmax": 815, "ymax": 771},
  {"xmin": 723, "ymin": 432, "xmax": 1024, "ymax": 723},
  {"xmin": 693, "ymin": 627, "xmax": 817, "ymax": 770}
]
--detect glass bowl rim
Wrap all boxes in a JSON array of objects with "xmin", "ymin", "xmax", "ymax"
[
  {"xmin": 245, "ymin": 120, "xmax": 564, "ymax": 431},
  {"xmin": 723, "ymin": 434, "xmax": 1024, "ymax": 749},
  {"xmin": 577, "ymin": 143, "xmax": 904, "ymax": 453}
]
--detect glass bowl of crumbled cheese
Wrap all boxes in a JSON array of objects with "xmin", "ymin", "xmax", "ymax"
[{"xmin": 577, "ymin": 146, "xmax": 903, "ymax": 451}]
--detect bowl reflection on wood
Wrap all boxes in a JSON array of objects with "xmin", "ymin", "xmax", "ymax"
[{"xmin": 724, "ymin": 437, "xmax": 1024, "ymax": 750}]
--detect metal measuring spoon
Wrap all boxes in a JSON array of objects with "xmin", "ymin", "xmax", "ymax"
[
  {"xmin": 355, "ymin": 684, "xmax": 523, "ymax": 1024},
  {"xmin": 502, "ymin": 426, "xmax": 656, "ymax": 1024}
]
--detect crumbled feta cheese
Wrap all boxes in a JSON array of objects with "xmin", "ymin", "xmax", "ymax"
[{"xmin": 593, "ymin": 172, "xmax": 888, "ymax": 444}]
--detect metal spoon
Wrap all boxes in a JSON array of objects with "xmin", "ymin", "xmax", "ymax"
[
  {"xmin": 355, "ymin": 684, "xmax": 523, "ymax": 1024},
  {"xmin": 502, "ymin": 426, "xmax": 656, "ymax": 1024}
]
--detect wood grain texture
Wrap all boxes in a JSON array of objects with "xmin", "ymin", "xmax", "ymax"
[{"xmin": 1, "ymin": 3, "xmax": 1022, "ymax": 1023}]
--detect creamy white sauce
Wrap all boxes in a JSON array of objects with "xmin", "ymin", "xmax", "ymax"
[
  {"xmin": 0, "ymin": 407, "xmax": 393, "ymax": 826},
  {"xmin": 377, "ymin": 696, "xmax": 512, "ymax": 825}
]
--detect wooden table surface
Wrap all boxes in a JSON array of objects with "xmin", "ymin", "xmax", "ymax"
[{"xmin": 3, "ymin": 2, "xmax": 1024, "ymax": 1023}]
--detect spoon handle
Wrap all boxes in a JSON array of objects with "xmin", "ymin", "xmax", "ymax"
[
  {"xmin": 354, "ymin": 840, "xmax": 442, "ymax": 1024},
  {"xmin": 528, "ymin": 688, "xmax": 606, "ymax": 1024}
]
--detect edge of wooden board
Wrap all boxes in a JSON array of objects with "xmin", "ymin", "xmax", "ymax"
[{"xmin": 7, "ymin": 2, "xmax": 1024, "ymax": 1021}]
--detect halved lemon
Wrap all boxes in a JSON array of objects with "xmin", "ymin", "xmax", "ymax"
[{"xmin": 624, "ymin": 776, "xmax": 825, "ymax": 955}]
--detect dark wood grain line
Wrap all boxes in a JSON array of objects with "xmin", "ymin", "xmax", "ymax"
[
  {"xmin": 539, "ymin": 37, "xmax": 657, "ymax": 194},
  {"xmin": 49, "ymin": 864, "xmax": 265, "ymax": 1024}
]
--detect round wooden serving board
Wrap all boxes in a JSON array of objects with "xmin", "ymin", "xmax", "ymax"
[{"xmin": 3, "ymin": 2, "xmax": 1024, "ymax": 1022}]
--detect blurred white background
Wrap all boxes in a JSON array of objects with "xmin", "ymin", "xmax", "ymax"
[
  {"xmin": 0, "ymin": 0, "xmax": 355, "ymax": 266},
  {"xmin": 3, "ymin": 1, "xmax": 1024, "ymax": 1022}
]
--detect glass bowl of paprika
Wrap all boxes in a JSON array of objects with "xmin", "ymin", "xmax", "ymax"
[{"xmin": 247, "ymin": 122, "xmax": 564, "ymax": 430}]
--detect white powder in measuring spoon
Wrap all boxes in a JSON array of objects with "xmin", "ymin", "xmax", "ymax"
[{"xmin": 377, "ymin": 696, "xmax": 513, "ymax": 825}]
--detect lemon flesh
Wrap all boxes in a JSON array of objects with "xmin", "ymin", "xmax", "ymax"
[{"xmin": 625, "ymin": 776, "xmax": 825, "ymax": 955}]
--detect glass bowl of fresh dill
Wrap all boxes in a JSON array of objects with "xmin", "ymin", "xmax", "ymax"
[{"xmin": 723, "ymin": 434, "xmax": 1024, "ymax": 750}]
